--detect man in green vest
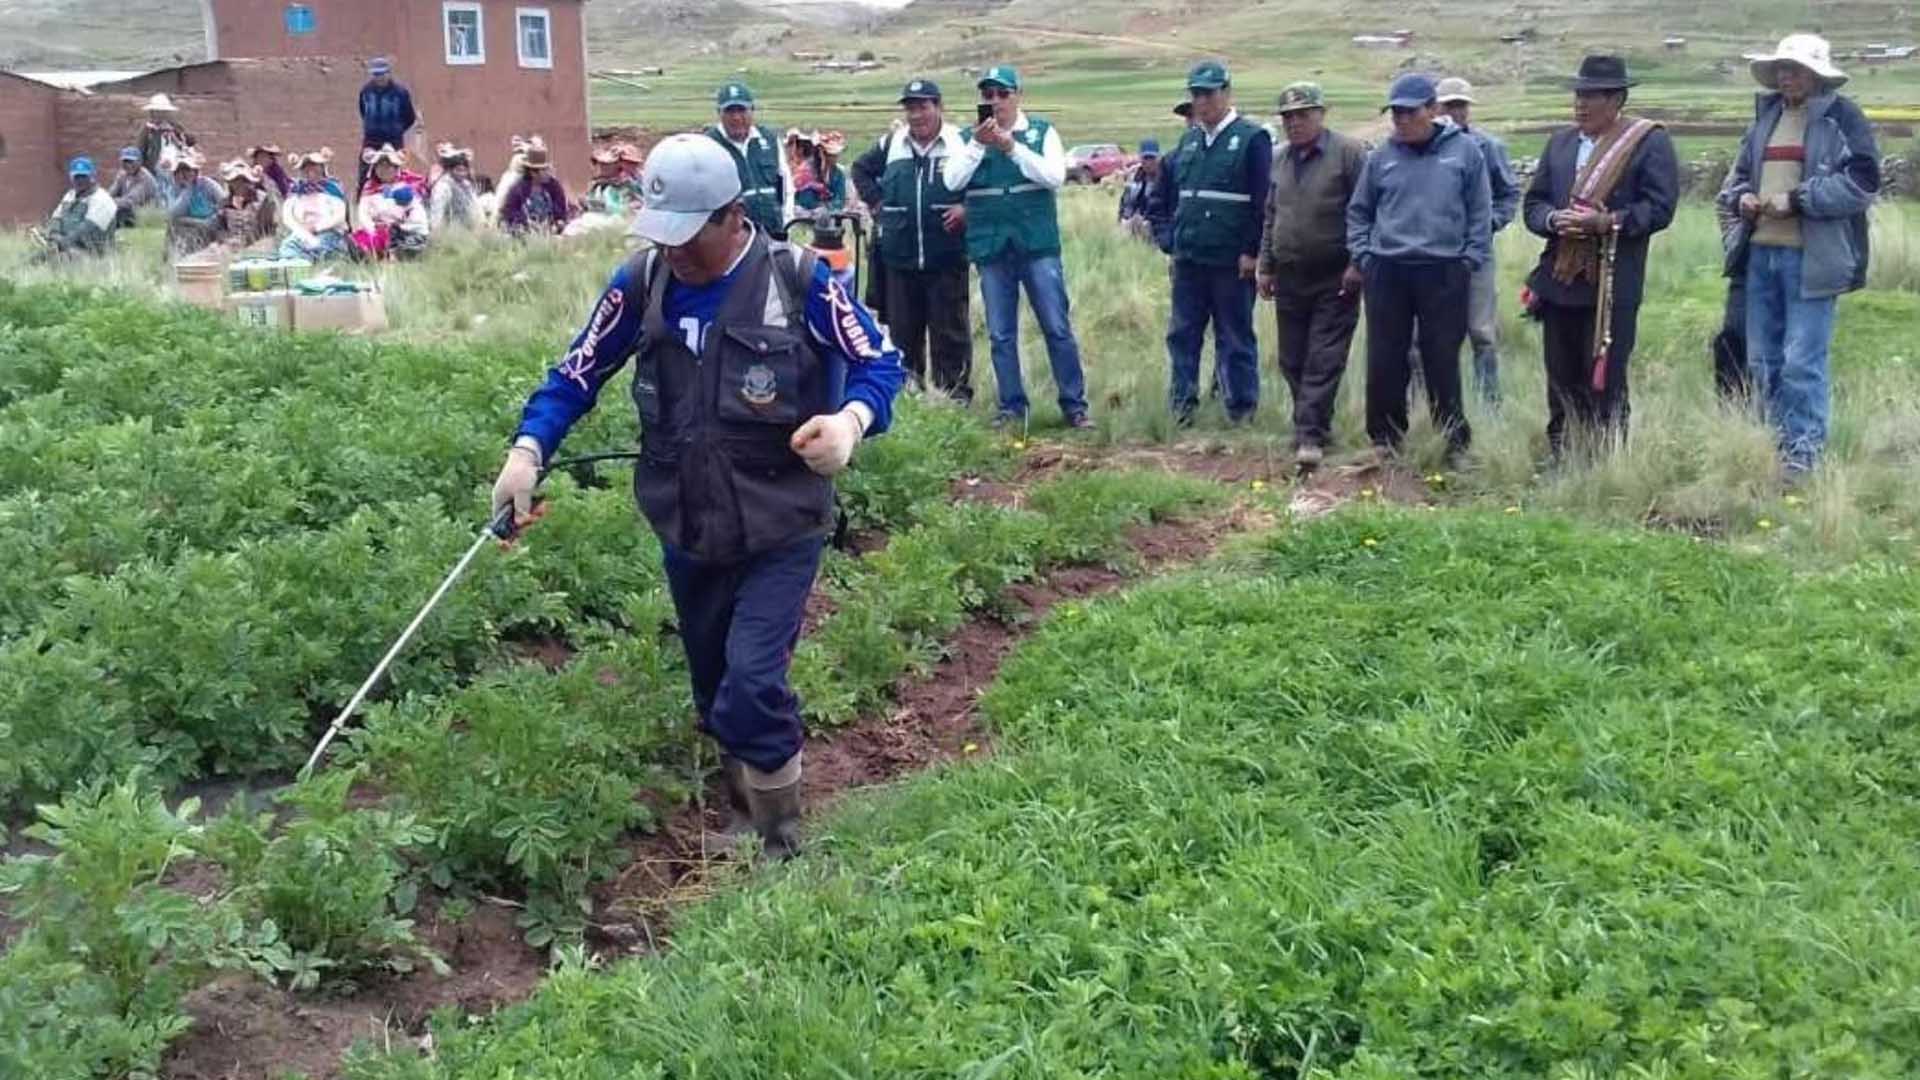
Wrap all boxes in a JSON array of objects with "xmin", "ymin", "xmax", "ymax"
[
  {"xmin": 1162, "ymin": 60, "xmax": 1272, "ymax": 425},
  {"xmin": 943, "ymin": 65, "xmax": 1092, "ymax": 430},
  {"xmin": 854, "ymin": 78, "xmax": 975, "ymax": 402},
  {"xmin": 708, "ymin": 81, "xmax": 795, "ymax": 239}
]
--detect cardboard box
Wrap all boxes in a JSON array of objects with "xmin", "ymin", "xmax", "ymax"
[
  {"xmin": 226, "ymin": 290, "xmax": 294, "ymax": 330},
  {"xmin": 293, "ymin": 289, "xmax": 389, "ymax": 335}
]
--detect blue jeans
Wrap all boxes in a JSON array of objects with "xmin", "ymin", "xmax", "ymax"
[
  {"xmin": 1167, "ymin": 259, "xmax": 1259, "ymax": 420},
  {"xmin": 662, "ymin": 536, "xmax": 824, "ymax": 775},
  {"xmin": 1746, "ymin": 245, "xmax": 1836, "ymax": 471},
  {"xmin": 978, "ymin": 253, "xmax": 1089, "ymax": 419}
]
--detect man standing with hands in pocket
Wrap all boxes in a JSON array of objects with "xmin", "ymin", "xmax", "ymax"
[
  {"xmin": 490, "ymin": 135, "xmax": 905, "ymax": 859},
  {"xmin": 1162, "ymin": 60, "xmax": 1272, "ymax": 426}
]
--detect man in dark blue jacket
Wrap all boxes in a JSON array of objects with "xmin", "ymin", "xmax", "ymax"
[
  {"xmin": 1720, "ymin": 33, "xmax": 1878, "ymax": 478},
  {"xmin": 1346, "ymin": 73, "xmax": 1491, "ymax": 460},
  {"xmin": 491, "ymin": 136, "xmax": 905, "ymax": 859},
  {"xmin": 1118, "ymin": 139, "xmax": 1173, "ymax": 252},
  {"xmin": 358, "ymin": 57, "xmax": 417, "ymax": 192}
]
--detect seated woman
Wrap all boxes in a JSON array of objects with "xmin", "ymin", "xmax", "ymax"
[
  {"xmin": 429, "ymin": 143, "xmax": 482, "ymax": 233},
  {"xmin": 216, "ymin": 160, "xmax": 281, "ymax": 252},
  {"xmin": 249, "ymin": 144, "xmax": 292, "ymax": 199},
  {"xmin": 278, "ymin": 149, "xmax": 351, "ymax": 262},
  {"xmin": 359, "ymin": 182, "xmax": 431, "ymax": 260},
  {"xmin": 797, "ymin": 130, "xmax": 850, "ymax": 213},
  {"xmin": 354, "ymin": 144, "xmax": 427, "ymax": 258},
  {"xmin": 499, "ymin": 142, "xmax": 570, "ymax": 236},
  {"xmin": 166, "ymin": 150, "xmax": 228, "ymax": 258},
  {"xmin": 583, "ymin": 146, "xmax": 636, "ymax": 216}
]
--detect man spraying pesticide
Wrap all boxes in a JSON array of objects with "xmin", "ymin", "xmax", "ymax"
[{"xmin": 491, "ymin": 134, "xmax": 905, "ymax": 858}]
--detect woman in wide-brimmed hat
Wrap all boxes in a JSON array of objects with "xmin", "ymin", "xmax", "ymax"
[
  {"xmin": 217, "ymin": 159, "xmax": 280, "ymax": 250},
  {"xmin": 499, "ymin": 140, "xmax": 571, "ymax": 235},
  {"xmin": 1719, "ymin": 32, "xmax": 1879, "ymax": 477},
  {"xmin": 248, "ymin": 143, "xmax": 291, "ymax": 198},
  {"xmin": 137, "ymin": 93, "xmax": 196, "ymax": 193},
  {"xmin": 797, "ymin": 129, "xmax": 849, "ymax": 213},
  {"xmin": 279, "ymin": 148, "xmax": 351, "ymax": 261},
  {"xmin": 166, "ymin": 148, "xmax": 227, "ymax": 258},
  {"xmin": 354, "ymin": 143, "xmax": 428, "ymax": 256},
  {"xmin": 584, "ymin": 144, "xmax": 637, "ymax": 215},
  {"xmin": 430, "ymin": 142, "xmax": 482, "ymax": 232}
]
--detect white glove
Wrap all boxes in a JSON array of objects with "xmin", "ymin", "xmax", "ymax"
[
  {"xmin": 789, "ymin": 406, "xmax": 868, "ymax": 477},
  {"xmin": 491, "ymin": 438, "xmax": 542, "ymax": 518}
]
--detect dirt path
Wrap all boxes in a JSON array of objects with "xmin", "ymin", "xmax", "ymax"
[{"xmin": 162, "ymin": 483, "xmax": 1263, "ymax": 1080}]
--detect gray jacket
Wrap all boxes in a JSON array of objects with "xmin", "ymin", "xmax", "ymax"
[
  {"xmin": 1346, "ymin": 120, "xmax": 1492, "ymax": 271},
  {"xmin": 1718, "ymin": 90, "xmax": 1879, "ymax": 299},
  {"xmin": 1463, "ymin": 125, "xmax": 1520, "ymax": 232}
]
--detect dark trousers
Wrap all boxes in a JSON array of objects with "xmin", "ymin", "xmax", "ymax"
[
  {"xmin": 661, "ymin": 536, "xmax": 824, "ymax": 775},
  {"xmin": 1713, "ymin": 276, "xmax": 1749, "ymax": 401},
  {"xmin": 886, "ymin": 263, "xmax": 974, "ymax": 403},
  {"xmin": 1168, "ymin": 259, "xmax": 1259, "ymax": 420},
  {"xmin": 1273, "ymin": 279, "xmax": 1360, "ymax": 448},
  {"xmin": 1540, "ymin": 300, "xmax": 1639, "ymax": 454},
  {"xmin": 1363, "ymin": 258, "xmax": 1471, "ymax": 452}
]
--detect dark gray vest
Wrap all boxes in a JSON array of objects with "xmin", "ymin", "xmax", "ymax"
[{"xmin": 629, "ymin": 234, "xmax": 833, "ymax": 562}]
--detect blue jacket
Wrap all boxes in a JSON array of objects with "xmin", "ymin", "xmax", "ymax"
[
  {"xmin": 1719, "ymin": 91, "xmax": 1879, "ymax": 299},
  {"xmin": 1462, "ymin": 124, "xmax": 1521, "ymax": 233},
  {"xmin": 1119, "ymin": 167, "xmax": 1174, "ymax": 253},
  {"xmin": 516, "ymin": 234, "xmax": 905, "ymax": 463},
  {"xmin": 1346, "ymin": 121, "xmax": 1492, "ymax": 271},
  {"xmin": 358, "ymin": 81, "xmax": 417, "ymax": 146}
]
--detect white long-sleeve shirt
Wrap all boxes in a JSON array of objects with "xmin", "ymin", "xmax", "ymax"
[{"xmin": 942, "ymin": 110, "xmax": 1067, "ymax": 193}]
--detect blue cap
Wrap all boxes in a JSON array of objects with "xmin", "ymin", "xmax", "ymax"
[
  {"xmin": 1385, "ymin": 73, "xmax": 1437, "ymax": 110},
  {"xmin": 1139, "ymin": 138, "xmax": 1161, "ymax": 157},
  {"xmin": 899, "ymin": 78, "xmax": 941, "ymax": 103},
  {"xmin": 369, "ymin": 56, "xmax": 392, "ymax": 76},
  {"xmin": 119, "ymin": 146, "xmax": 141, "ymax": 163},
  {"xmin": 68, "ymin": 156, "xmax": 96, "ymax": 178}
]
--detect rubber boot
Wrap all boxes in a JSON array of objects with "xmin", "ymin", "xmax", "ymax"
[
  {"xmin": 716, "ymin": 753, "xmax": 753, "ymax": 835},
  {"xmin": 743, "ymin": 755, "xmax": 804, "ymax": 860}
]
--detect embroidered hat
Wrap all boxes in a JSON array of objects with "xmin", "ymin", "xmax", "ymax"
[{"xmin": 361, "ymin": 143, "xmax": 407, "ymax": 167}]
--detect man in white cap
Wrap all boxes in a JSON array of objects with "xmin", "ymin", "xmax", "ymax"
[
  {"xmin": 491, "ymin": 134, "xmax": 905, "ymax": 859},
  {"xmin": 1721, "ymin": 32, "xmax": 1878, "ymax": 480},
  {"xmin": 1435, "ymin": 77, "xmax": 1520, "ymax": 404}
]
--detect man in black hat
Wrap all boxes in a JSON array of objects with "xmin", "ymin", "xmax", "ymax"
[
  {"xmin": 1522, "ymin": 55, "xmax": 1678, "ymax": 458},
  {"xmin": 852, "ymin": 79, "xmax": 975, "ymax": 402}
]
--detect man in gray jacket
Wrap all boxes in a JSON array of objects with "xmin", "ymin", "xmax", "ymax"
[
  {"xmin": 1437, "ymin": 78, "xmax": 1520, "ymax": 404},
  {"xmin": 1346, "ymin": 73, "xmax": 1492, "ymax": 461},
  {"xmin": 1721, "ymin": 33, "xmax": 1878, "ymax": 478}
]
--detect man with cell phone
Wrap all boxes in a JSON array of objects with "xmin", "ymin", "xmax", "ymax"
[{"xmin": 942, "ymin": 65, "xmax": 1093, "ymax": 431}]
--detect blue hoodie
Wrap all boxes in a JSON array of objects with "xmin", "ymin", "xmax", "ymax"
[{"xmin": 1345, "ymin": 121, "xmax": 1492, "ymax": 271}]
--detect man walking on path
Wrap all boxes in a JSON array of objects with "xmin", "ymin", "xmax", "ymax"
[
  {"xmin": 944, "ymin": 65, "xmax": 1092, "ymax": 430},
  {"xmin": 1346, "ymin": 73, "xmax": 1491, "ymax": 461},
  {"xmin": 1522, "ymin": 55, "xmax": 1678, "ymax": 458},
  {"xmin": 357, "ymin": 58, "xmax": 417, "ymax": 193},
  {"xmin": 855, "ymin": 79, "xmax": 975, "ymax": 402},
  {"xmin": 1721, "ymin": 33, "xmax": 1878, "ymax": 479},
  {"xmin": 708, "ymin": 82, "xmax": 796, "ymax": 240},
  {"xmin": 1435, "ymin": 78, "xmax": 1521, "ymax": 404},
  {"xmin": 491, "ymin": 135, "xmax": 905, "ymax": 858},
  {"xmin": 1162, "ymin": 60, "xmax": 1272, "ymax": 425},
  {"xmin": 1257, "ymin": 82, "xmax": 1368, "ymax": 468}
]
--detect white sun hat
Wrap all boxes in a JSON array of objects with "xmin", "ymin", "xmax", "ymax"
[
  {"xmin": 1745, "ymin": 33, "xmax": 1848, "ymax": 89},
  {"xmin": 632, "ymin": 133, "xmax": 744, "ymax": 247},
  {"xmin": 144, "ymin": 92, "xmax": 180, "ymax": 112}
]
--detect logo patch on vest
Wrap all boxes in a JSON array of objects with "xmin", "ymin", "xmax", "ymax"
[
  {"xmin": 741, "ymin": 363, "xmax": 778, "ymax": 407},
  {"xmin": 1228, "ymin": 134, "xmax": 1240, "ymax": 152}
]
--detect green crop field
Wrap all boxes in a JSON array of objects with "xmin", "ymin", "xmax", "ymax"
[{"xmin": 5, "ymin": 2, "xmax": 1920, "ymax": 1077}]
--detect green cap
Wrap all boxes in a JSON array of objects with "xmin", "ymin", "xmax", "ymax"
[
  {"xmin": 715, "ymin": 81, "xmax": 755, "ymax": 109},
  {"xmin": 977, "ymin": 64, "xmax": 1020, "ymax": 91},
  {"xmin": 1187, "ymin": 60, "xmax": 1230, "ymax": 91},
  {"xmin": 1275, "ymin": 81, "xmax": 1326, "ymax": 113}
]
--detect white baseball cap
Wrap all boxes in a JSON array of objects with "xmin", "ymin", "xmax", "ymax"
[{"xmin": 632, "ymin": 134, "xmax": 745, "ymax": 247}]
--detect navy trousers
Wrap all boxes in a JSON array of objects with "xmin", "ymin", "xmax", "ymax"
[
  {"xmin": 1168, "ymin": 259, "xmax": 1259, "ymax": 421},
  {"xmin": 661, "ymin": 535, "xmax": 824, "ymax": 774}
]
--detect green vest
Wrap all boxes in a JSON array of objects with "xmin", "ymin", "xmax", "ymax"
[
  {"xmin": 960, "ymin": 117, "xmax": 1060, "ymax": 263},
  {"xmin": 1171, "ymin": 116, "xmax": 1260, "ymax": 267},
  {"xmin": 877, "ymin": 130, "xmax": 967, "ymax": 271},
  {"xmin": 709, "ymin": 123, "xmax": 786, "ymax": 235}
]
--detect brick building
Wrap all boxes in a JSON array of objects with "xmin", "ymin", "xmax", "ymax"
[{"xmin": 0, "ymin": 0, "xmax": 589, "ymax": 226}]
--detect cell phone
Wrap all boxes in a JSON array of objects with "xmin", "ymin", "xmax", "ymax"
[{"xmin": 977, "ymin": 103, "xmax": 995, "ymax": 124}]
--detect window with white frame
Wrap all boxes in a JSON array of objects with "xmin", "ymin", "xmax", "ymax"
[
  {"xmin": 443, "ymin": 1, "xmax": 485, "ymax": 65},
  {"xmin": 516, "ymin": 7, "xmax": 553, "ymax": 69}
]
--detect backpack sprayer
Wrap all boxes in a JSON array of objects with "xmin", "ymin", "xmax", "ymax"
[
  {"xmin": 785, "ymin": 208, "xmax": 868, "ymax": 300},
  {"xmin": 300, "ymin": 451, "xmax": 641, "ymax": 776}
]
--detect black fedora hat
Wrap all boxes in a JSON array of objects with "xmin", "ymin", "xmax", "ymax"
[{"xmin": 1567, "ymin": 54, "xmax": 1638, "ymax": 91}]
